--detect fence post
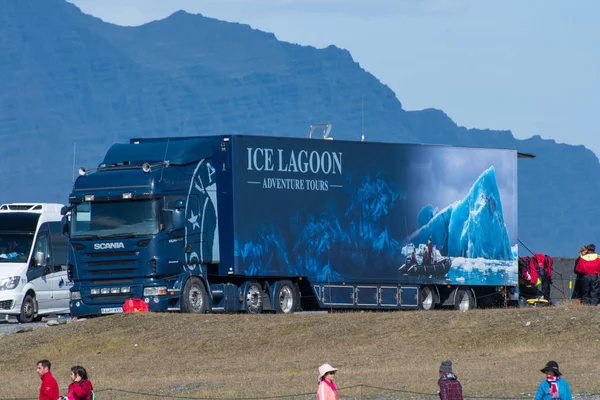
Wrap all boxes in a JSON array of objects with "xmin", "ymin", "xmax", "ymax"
[
  {"xmin": 109, "ymin": 388, "xmax": 113, "ymax": 400},
  {"xmin": 569, "ymin": 275, "xmax": 573, "ymax": 300},
  {"xmin": 504, "ymin": 271, "xmax": 508, "ymax": 308},
  {"xmin": 360, "ymin": 384, "xmax": 363, "ymax": 400}
]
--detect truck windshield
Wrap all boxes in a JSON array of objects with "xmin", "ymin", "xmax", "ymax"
[
  {"xmin": 0, "ymin": 234, "xmax": 33, "ymax": 262},
  {"xmin": 71, "ymin": 200, "xmax": 160, "ymax": 239}
]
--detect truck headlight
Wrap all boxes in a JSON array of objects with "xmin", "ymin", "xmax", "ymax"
[
  {"xmin": 143, "ymin": 286, "xmax": 167, "ymax": 296},
  {"xmin": 0, "ymin": 276, "xmax": 20, "ymax": 290},
  {"xmin": 71, "ymin": 291, "xmax": 82, "ymax": 300}
]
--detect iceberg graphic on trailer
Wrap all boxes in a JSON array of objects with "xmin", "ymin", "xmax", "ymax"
[{"xmin": 401, "ymin": 166, "xmax": 516, "ymax": 284}]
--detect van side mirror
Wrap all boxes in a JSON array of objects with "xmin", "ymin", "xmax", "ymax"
[{"xmin": 34, "ymin": 251, "xmax": 46, "ymax": 267}]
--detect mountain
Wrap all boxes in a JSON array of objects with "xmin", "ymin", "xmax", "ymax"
[{"xmin": 0, "ymin": 0, "xmax": 596, "ymax": 257}]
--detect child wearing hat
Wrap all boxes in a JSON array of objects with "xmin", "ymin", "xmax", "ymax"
[
  {"xmin": 535, "ymin": 361, "xmax": 572, "ymax": 400},
  {"xmin": 317, "ymin": 363, "xmax": 339, "ymax": 400},
  {"xmin": 437, "ymin": 360, "xmax": 463, "ymax": 400}
]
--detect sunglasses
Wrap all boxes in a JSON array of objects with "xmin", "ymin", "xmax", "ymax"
[{"xmin": 328, "ymin": 371, "xmax": 336, "ymax": 376}]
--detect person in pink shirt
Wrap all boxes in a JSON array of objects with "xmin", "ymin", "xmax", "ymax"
[{"xmin": 317, "ymin": 363, "xmax": 339, "ymax": 400}]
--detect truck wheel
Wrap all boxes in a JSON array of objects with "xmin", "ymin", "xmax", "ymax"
[
  {"xmin": 454, "ymin": 288, "xmax": 474, "ymax": 311},
  {"xmin": 182, "ymin": 277, "xmax": 208, "ymax": 314},
  {"xmin": 244, "ymin": 281, "xmax": 263, "ymax": 314},
  {"xmin": 17, "ymin": 294, "xmax": 36, "ymax": 323},
  {"xmin": 275, "ymin": 281, "xmax": 297, "ymax": 314},
  {"xmin": 419, "ymin": 286, "xmax": 436, "ymax": 311}
]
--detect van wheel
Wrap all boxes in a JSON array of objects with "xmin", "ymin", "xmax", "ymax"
[
  {"xmin": 17, "ymin": 294, "xmax": 36, "ymax": 323},
  {"xmin": 181, "ymin": 277, "xmax": 208, "ymax": 314},
  {"xmin": 275, "ymin": 281, "xmax": 298, "ymax": 314}
]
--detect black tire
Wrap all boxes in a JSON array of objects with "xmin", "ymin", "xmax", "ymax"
[
  {"xmin": 419, "ymin": 286, "xmax": 436, "ymax": 311},
  {"xmin": 244, "ymin": 281, "xmax": 263, "ymax": 314},
  {"xmin": 17, "ymin": 294, "xmax": 35, "ymax": 323},
  {"xmin": 181, "ymin": 277, "xmax": 208, "ymax": 314},
  {"xmin": 454, "ymin": 288, "xmax": 474, "ymax": 311},
  {"xmin": 275, "ymin": 281, "xmax": 298, "ymax": 314}
]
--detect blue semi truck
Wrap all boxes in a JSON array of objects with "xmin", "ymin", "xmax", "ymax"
[{"xmin": 63, "ymin": 133, "xmax": 529, "ymax": 316}]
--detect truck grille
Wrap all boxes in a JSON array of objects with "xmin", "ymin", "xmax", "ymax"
[
  {"xmin": 82, "ymin": 249, "xmax": 140, "ymax": 278},
  {"xmin": 87, "ymin": 251, "xmax": 137, "ymax": 258},
  {"xmin": 87, "ymin": 260, "xmax": 135, "ymax": 267},
  {"xmin": 90, "ymin": 279, "xmax": 135, "ymax": 285},
  {"xmin": 0, "ymin": 300, "xmax": 13, "ymax": 310},
  {"xmin": 88, "ymin": 269, "xmax": 136, "ymax": 276}
]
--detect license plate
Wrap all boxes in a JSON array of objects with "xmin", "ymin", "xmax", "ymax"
[{"xmin": 101, "ymin": 307, "xmax": 123, "ymax": 314}]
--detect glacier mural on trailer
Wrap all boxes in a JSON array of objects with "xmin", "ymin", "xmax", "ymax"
[
  {"xmin": 400, "ymin": 166, "xmax": 517, "ymax": 286},
  {"xmin": 232, "ymin": 137, "xmax": 518, "ymax": 287}
]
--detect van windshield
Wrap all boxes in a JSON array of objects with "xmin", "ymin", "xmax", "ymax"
[
  {"xmin": 0, "ymin": 234, "xmax": 33, "ymax": 262},
  {"xmin": 71, "ymin": 200, "xmax": 160, "ymax": 239}
]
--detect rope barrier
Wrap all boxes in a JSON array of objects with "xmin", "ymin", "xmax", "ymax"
[{"xmin": 1, "ymin": 384, "xmax": 595, "ymax": 400}]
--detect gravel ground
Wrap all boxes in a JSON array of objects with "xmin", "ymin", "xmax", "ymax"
[{"xmin": 0, "ymin": 315, "xmax": 72, "ymax": 338}]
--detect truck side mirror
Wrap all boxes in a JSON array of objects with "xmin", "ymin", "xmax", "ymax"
[
  {"xmin": 172, "ymin": 209, "xmax": 185, "ymax": 231},
  {"xmin": 168, "ymin": 200, "xmax": 186, "ymax": 232},
  {"xmin": 61, "ymin": 215, "xmax": 70, "ymax": 237}
]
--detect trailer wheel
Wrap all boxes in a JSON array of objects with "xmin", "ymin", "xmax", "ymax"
[
  {"xmin": 244, "ymin": 281, "xmax": 263, "ymax": 314},
  {"xmin": 17, "ymin": 294, "xmax": 36, "ymax": 323},
  {"xmin": 275, "ymin": 281, "xmax": 298, "ymax": 314},
  {"xmin": 182, "ymin": 277, "xmax": 208, "ymax": 314},
  {"xmin": 419, "ymin": 286, "xmax": 436, "ymax": 311},
  {"xmin": 454, "ymin": 288, "xmax": 474, "ymax": 311}
]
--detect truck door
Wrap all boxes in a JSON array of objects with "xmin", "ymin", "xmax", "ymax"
[
  {"xmin": 26, "ymin": 223, "xmax": 53, "ymax": 313},
  {"xmin": 161, "ymin": 195, "xmax": 187, "ymax": 274}
]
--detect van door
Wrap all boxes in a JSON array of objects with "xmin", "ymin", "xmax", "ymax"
[
  {"xmin": 27, "ymin": 223, "xmax": 53, "ymax": 313},
  {"xmin": 49, "ymin": 222, "xmax": 70, "ymax": 313}
]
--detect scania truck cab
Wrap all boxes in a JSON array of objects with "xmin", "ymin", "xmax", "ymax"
[
  {"xmin": 65, "ymin": 138, "xmax": 225, "ymax": 316},
  {"xmin": 0, "ymin": 203, "xmax": 71, "ymax": 322}
]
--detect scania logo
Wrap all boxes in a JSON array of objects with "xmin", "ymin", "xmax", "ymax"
[{"xmin": 94, "ymin": 242, "xmax": 125, "ymax": 250}]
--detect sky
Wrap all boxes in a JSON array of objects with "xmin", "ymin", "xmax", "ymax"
[{"xmin": 69, "ymin": 0, "xmax": 600, "ymax": 159}]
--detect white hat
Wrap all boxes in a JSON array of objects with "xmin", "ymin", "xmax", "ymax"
[{"xmin": 318, "ymin": 363, "xmax": 338, "ymax": 382}]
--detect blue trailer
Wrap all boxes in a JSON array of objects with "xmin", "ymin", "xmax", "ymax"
[{"xmin": 64, "ymin": 133, "xmax": 525, "ymax": 316}]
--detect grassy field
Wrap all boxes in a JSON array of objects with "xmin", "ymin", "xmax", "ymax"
[{"xmin": 1, "ymin": 302, "xmax": 599, "ymax": 399}]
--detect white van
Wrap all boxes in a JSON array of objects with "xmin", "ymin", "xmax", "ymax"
[{"xmin": 0, "ymin": 203, "xmax": 72, "ymax": 323}]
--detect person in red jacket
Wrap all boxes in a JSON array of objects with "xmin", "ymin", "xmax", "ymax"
[
  {"xmin": 65, "ymin": 366, "xmax": 93, "ymax": 400},
  {"xmin": 36, "ymin": 360, "xmax": 60, "ymax": 400},
  {"xmin": 575, "ymin": 244, "xmax": 600, "ymax": 305}
]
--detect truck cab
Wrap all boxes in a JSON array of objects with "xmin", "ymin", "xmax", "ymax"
[
  {"xmin": 0, "ymin": 203, "xmax": 71, "ymax": 322},
  {"xmin": 65, "ymin": 138, "xmax": 217, "ymax": 317}
]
